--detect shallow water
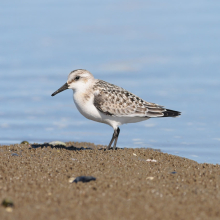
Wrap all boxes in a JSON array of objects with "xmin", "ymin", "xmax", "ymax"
[{"xmin": 1, "ymin": 0, "xmax": 220, "ymax": 164}]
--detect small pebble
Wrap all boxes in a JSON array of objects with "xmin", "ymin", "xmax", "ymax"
[
  {"xmin": 5, "ymin": 207, "xmax": 13, "ymax": 212},
  {"xmin": 49, "ymin": 141, "xmax": 66, "ymax": 147},
  {"xmin": 72, "ymin": 176, "xmax": 96, "ymax": 183},
  {"xmin": 171, "ymin": 171, "xmax": 177, "ymax": 174},
  {"xmin": 146, "ymin": 177, "xmax": 154, "ymax": 180},
  {"xmin": 69, "ymin": 177, "xmax": 75, "ymax": 183},
  {"xmin": 146, "ymin": 159, "xmax": 157, "ymax": 162},
  {"xmin": 133, "ymin": 153, "xmax": 137, "ymax": 156},
  {"xmin": 2, "ymin": 199, "xmax": 14, "ymax": 208}
]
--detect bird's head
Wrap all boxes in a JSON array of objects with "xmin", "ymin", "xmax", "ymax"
[{"xmin": 51, "ymin": 69, "xmax": 94, "ymax": 96}]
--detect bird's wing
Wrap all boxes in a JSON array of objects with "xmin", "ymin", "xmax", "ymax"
[{"xmin": 93, "ymin": 80, "xmax": 167, "ymax": 117}]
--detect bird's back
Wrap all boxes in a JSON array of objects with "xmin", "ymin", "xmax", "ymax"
[{"xmin": 93, "ymin": 80, "xmax": 181, "ymax": 118}]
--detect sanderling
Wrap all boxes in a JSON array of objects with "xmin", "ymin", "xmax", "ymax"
[{"xmin": 51, "ymin": 69, "xmax": 181, "ymax": 150}]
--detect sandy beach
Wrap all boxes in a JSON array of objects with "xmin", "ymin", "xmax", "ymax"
[{"xmin": 0, "ymin": 142, "xmax": 220, "ymax": 220}]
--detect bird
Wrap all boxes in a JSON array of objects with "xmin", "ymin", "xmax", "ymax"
[{"xmin": 51, "ymin": 69, "xmax": 181, "ymax": 150}]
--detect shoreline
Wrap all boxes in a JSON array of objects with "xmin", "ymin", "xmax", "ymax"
[{"xmin": 0, "ymin": 142, "xmax": 220, "ymax": 220}]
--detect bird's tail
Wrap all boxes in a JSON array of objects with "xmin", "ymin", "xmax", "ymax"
[{"xmin": 162, "ymin": 109, "xmax": 181, "ymax": 117}]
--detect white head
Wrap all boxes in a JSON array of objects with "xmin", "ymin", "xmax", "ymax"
[
  {"xmin": 51, "ymin": 69, "xmax": 95, "ymax": 96},
  {"xmin": 67, "ymin": 69, "xmax": 94, "ymax": 91}
]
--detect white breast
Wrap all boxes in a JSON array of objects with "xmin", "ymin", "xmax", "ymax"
[{"xmin": 73, "ymin": 91, "xmax": 104, "ymax": 123}]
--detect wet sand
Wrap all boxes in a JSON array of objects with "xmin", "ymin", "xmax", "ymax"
[{"xmin": 0, "ymin": 142, "xmax": 220, "ymax": 220}]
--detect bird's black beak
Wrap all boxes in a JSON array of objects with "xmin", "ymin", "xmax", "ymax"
[{"xmin": 51, "ymin": 82, "xmax": 69, "ymax": 96}]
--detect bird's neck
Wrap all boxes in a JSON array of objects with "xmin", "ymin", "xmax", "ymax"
[{"xmin": 73, "ymin": 85, "xmax": 94, "ymax": 105}]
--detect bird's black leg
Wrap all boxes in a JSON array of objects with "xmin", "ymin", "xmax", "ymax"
[
  {"xmin": 113, "ymin": 127, "xmax": 120, "ymax": 150},
  {"xmin": 107, "ymin": 131, "xmax": 116, "ymax": 150},
  {"xmin": 107, "ymin": 127, "xmax": 120, "ymax": 150}
]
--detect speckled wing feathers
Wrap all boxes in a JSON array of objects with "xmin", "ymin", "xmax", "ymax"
[{"xmin": 93, "ymin": 80, "xmax": 167, "ymax": 118}]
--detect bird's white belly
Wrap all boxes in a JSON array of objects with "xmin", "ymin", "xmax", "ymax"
[{"xmin": 73, "ymin": 93, "xmax": 105, "ymax": 123}]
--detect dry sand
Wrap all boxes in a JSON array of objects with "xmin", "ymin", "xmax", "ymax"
[{"xmin": 0, "ymin": 142, "xmax": 220, "ymax": 220}]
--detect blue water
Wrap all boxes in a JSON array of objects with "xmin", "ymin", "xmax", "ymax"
[{"xmin": 1, "ymin": 1, "xmax": 220, "ymax": 164}]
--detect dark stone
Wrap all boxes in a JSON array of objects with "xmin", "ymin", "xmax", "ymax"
[{"xmin": 72, "ymin": 176, "xmax": 96, "ymax": 183}]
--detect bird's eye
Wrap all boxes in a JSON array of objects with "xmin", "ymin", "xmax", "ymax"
[{"xmin": 75, "ymin": 76, "xmax": 80, "ymax": 81}]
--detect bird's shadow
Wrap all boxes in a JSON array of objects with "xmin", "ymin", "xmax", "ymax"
[
  {"xmin": 30, "ymin": 143, "xmax": 121, "ymax": 151},
  {"xmin": 30, "ymin": 143, "xmax": 95, "ymax": 151}
]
